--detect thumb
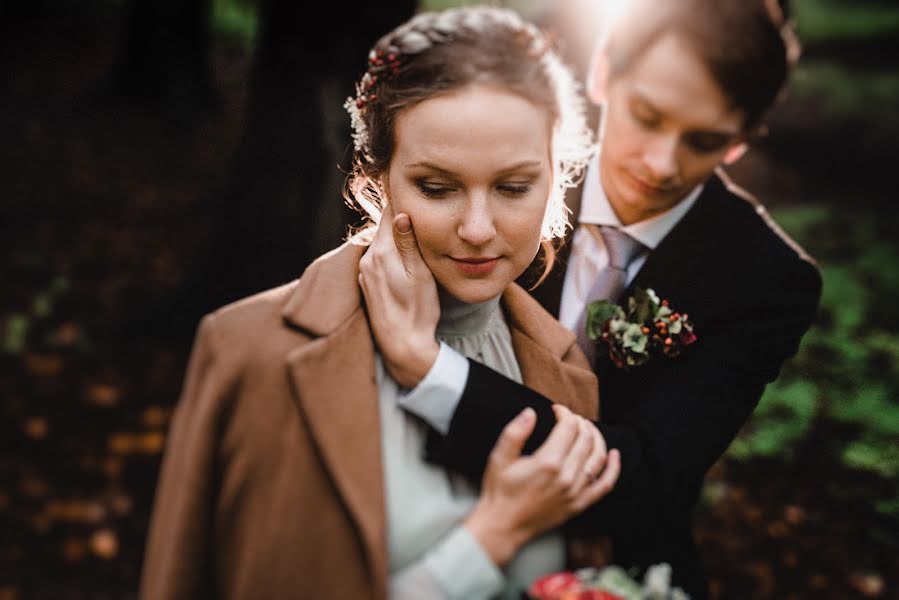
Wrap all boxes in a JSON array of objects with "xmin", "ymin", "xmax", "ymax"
[{"xmin": 489, "ymin": 408, "xmax": 536, "ymax": 467}]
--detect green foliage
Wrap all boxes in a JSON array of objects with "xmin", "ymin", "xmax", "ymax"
[
  {"xmin": 3, "ymin": 314, "xmax": 30, "ymax": 355},
  {"xmin": 874, "ymin": 495, "xmax": 899, "ymax": 520},
  {"xmin": 832, "ymin": 386, "xmax": 899, "ymax": 437},
  {"xmin": 790, "ymin": 62, "xmax": 899, "ymax": 124},
  {"xmin": 729, "ymin": 379, "xmax": 819, "ymax": 459},
  {"xmin": 2, "ymin": 275, "xmax": 80, "ymax": 356},
  {"xmin": 212, "ymin": 0, "xmax": 258, "ymax": 44},
  {"xmin": 795, "ymin": 0, "xmax": 899, "ymax": 44},
  {"xmin": 727, "ymin": 204, "xmax": 899, "ymax": 518},
  {"xmin": 842, "ymin": 437, "xmax": 899, "ymax": 479}
]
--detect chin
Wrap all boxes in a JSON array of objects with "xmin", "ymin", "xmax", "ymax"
[{"xmin": 438, "ymin": 280, "xmax": 506, "ymax": 305}]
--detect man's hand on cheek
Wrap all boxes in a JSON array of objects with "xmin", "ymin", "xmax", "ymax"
[{"xmin": 358, "ymin": 206, "xmax": 441, "ymax": 388}]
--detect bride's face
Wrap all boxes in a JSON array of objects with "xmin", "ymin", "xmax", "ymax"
[{"xmin": 386, "ymin": 84, "xmax": 553, "ymax": 304}]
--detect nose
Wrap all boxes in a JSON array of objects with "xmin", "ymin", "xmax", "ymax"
[
  {"xmin": 457, "ymin": 193, "xmax": 496, "ymax": 247},
  {"xmin": 642, "ymin": 134, "xmax": 679, "ymax": 182}
]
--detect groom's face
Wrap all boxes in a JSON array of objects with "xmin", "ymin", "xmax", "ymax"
[{"xmin": 591, "ymin": 32, "xmax": 747, "ymax": 225}]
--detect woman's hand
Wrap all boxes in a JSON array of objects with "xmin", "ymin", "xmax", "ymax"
[
  {"xmin": 465, "ymin": 405, "xmax": 621, "ymax": 567},
  {"xmin": 358, "ymin": 204, "xmax": 441, "ymax": 388}
]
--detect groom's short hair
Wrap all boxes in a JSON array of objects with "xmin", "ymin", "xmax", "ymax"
[{"xmin": 605, "ymin": 0, "xmax": 799, "ymax": 131}]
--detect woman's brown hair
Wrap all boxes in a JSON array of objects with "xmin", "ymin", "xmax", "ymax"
[{"xmin": 343, "ymin": 6, "xmax": 595, "ymax": 285}]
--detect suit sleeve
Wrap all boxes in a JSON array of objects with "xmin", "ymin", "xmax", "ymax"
[
  {"xmin": 139, "ymin": 314, "xmax": 233, "ymax": 599},
  {"xmin": 426, "ymin": 260, "xmax": 821, "ymax": 540}
]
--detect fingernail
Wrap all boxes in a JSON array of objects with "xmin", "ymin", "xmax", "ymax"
[
  {"xmin": 394, "ymin": 214, "xmax": 412, "ymax": 234},
  {"xmin": 517, "ymin": 408, "xmax": 535, "ymax": 423}
]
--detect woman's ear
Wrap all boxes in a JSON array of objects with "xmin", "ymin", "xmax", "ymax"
[{"xmin": 586, "ymin": 45, "xmax": 611, "ymax": 105}]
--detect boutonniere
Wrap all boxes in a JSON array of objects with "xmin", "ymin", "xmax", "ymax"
[{"xmin": 585, "ymin": 287, "xmax": 697, "ymax": 369}]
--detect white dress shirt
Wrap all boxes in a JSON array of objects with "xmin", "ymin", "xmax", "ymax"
[{"xmin": 558, "ymin": 153, "xmax": 702, "ymax": 330}]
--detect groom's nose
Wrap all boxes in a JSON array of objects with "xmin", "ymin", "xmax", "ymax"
[{"xmin": 642, "ymin": 134, "xmax": 679, "ymax": 182}]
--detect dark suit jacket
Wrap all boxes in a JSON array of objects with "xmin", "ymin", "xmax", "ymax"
[{"xmin": 424, "ymin": 170, "xmax": 822, "ymax": 599}]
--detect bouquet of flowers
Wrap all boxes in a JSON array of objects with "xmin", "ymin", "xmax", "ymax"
[
  {"xmin": 527, "ymin": 563, "xmax": 689, "ymax": 600},
  {"xmin": 585, "ymin": 288, "xmax": 696, "ymax": 369}
]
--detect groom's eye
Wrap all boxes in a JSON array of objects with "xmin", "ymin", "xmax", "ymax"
[{"xmin": 683, "ymin": 131, "xmax": 731, "ymax": 154}]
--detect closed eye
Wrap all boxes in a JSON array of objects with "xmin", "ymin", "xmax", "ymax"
[
  {"xmin": 683, "ymin": 132, "xmax": 732, "ymax": 154},
  {"xmin": 496, "ymin": 183, "xmax": 533, "ymax": 196},
  {"xmin": 415, "ymin": 181, "xmax": 457, "ymax": 198}
]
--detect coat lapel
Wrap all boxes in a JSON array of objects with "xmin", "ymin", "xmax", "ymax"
[
  {"xmin": 281, "ymin": 243, "xmax": 387, "ymax": 596},
  {"xmin": 503, "ymin": 284, "xmax": 599, "ymax": 420},
  {"xmin": 627, "ymin": 172, "xmax": 731, "ymax": 302}
]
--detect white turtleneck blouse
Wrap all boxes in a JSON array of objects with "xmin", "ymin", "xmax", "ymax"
[{"xmin": 378, "ymin": 295, "xmax": 565, "ymax": 599}]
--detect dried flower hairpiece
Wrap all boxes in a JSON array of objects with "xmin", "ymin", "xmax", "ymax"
[{"xmin": 344, "ymin": 49, "xmax": 403, "ymax": 157}]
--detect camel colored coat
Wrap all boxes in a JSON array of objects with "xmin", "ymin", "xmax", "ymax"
[{"xmin": 139, "ymin": 242, "xmax": 598, "ymax": 600}]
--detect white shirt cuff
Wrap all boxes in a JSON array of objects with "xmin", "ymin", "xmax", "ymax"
[
  {"xmin": 398, "ymin": 341, "xmax": 468, "ymax": 435},
  {"xmin": 423, "ymin": 525, "xmax": 505, "ymax": 600}
]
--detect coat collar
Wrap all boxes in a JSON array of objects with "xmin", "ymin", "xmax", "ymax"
[
  {"xmin": 281, "ymin": 242, "xmax": 388, "ymax": 598},
  {"xmin": 281, "ymin": 242, "xmax": 367, "ymax": 335},
  {"xmin": 281, "ymin": 242, "xmax": 597, "ymax": 596}
]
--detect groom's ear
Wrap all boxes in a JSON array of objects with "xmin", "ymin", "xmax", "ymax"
[
  {"xmin": 586, "ymin": 46, "xmax": 611, "ymax": 105},
  {"xmin": 722, "ymin": 140, "xmax": 748, "ymax": 165}
]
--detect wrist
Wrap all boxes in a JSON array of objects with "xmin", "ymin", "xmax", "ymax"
[
  {"xmin": 387, "ymin": 338, "xmax": 439, "ymax": 388},
  {"xmin": 464, "ymin": 504, "xmax": 529, "ymax": 567}
]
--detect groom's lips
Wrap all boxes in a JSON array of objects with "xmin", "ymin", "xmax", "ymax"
[
  {"xmin": 627, "ymin": 171, "xmax": 672, "ymax": 195},
  {"xmin": 451, "ymin": 256, "xmax": 501, "ymax": 275}
]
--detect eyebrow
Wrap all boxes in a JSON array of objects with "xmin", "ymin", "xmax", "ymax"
[
  {"xmin": 632, "ymin": 91, "xmax": 742, "ymax": 137},
  {"xmin": 405, "ymin": 160, "xmax": 544, "ymax": 176}
]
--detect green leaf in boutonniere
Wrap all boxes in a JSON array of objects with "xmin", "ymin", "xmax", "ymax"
[
  {"xmin": 585, "ymin": 300, "xmax": 623, "ymax": 342},
  {"xmin": 630, "ymin": 287, "xmax": 659, "ymax": 325}
]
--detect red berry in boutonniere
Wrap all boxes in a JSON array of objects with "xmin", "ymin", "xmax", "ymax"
[{"xmin": 585, "ymin": 288, "xmax": 697, "ymax": 369}]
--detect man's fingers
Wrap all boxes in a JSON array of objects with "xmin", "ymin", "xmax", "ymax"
[
  {"xmin": 489, "ymin": 408, "xmax": 536, "ymax": 468},
  {"xmin": 370, "ymin": 203, "xmax": 396, "ymax": 255},
  {"xmin": 394, "ymin": 212, "xmax": 412, "ymax": 235},
  {"xmin": 574, "ymin": 449, "xmax": 621, "ymax": 512},
  {"xmin": 392, "ymin": 212, "xmax": 426, "ymax": 274}
]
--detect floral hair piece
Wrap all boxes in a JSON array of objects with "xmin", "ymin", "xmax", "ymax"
[{"xmin": 344, "ymin": 50, "xmax": 403, "ymax": 158}]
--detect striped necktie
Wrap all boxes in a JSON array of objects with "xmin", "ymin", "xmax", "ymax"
[{"xmin": 574, "ymin": 225, "xmax": 646, "ymax": 364}]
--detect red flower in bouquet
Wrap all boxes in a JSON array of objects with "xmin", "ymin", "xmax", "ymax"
[
  {"xmin": 527, "ymin": 563, "xmax": 690, "ymax": 599},
  {"xmin": 528, "ymin": 572, "xmax": 625, "ymax": 600},
  {"xmin": 528, "ymin": 572, "xmax": 583, "ymax": 599}
]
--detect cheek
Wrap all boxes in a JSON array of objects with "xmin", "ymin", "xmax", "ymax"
[
  {"xmin": 506, "ymin": 199, "xmax": 549, "ymax": 260},
  {"xmin": 680, "ymin": 154, "xmax": 722, "ymax": 183}
]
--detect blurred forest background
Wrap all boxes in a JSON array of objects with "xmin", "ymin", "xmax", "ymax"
[{"xmin": 1, "ymin": 0, "xmax": 897, "ymax": 598}]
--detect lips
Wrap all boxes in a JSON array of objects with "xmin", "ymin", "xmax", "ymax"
[
  {"xmin": 450, "ymin": 256, "xmax": 501, "ymax": 275},
  {"xmin": 626, "ymin": 171, "xmax": 671, "ymax": 195}
]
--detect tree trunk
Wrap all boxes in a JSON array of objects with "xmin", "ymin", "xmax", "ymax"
[
  {"xmin": 107, "ymin": 0, "xmax": 217, "ymax": 123},
  {"xmin": 194, "ymin": 0, "xmax": 417, "ymax": 310}
]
